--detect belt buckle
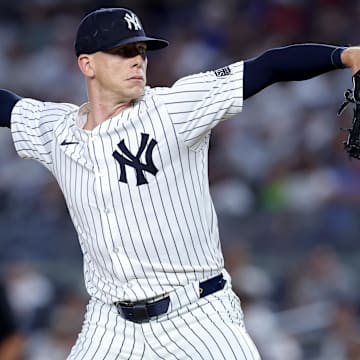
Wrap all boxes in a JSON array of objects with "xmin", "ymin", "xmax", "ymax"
[
  {"xmin": 131, "ymin": 303, "xmax": 149, "ymax": 322},
  {"xmin": 115, "ymin": 301, "xmax": 150, "ymax": 323}
]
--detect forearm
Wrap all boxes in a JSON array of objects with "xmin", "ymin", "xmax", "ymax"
[
  {"xmin": 0, "ymin": 90, "xmax": 22, "ymax": 128},
  {"xmin": 243, "ymin": 43, "xmax": 346, "ymax": 99}
]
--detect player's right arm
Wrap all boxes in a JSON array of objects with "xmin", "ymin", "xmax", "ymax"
[
  {"xmin": 1, "ymin": 89, "xmax": 77, "ymax": 171},
  {"xmin": 0, "ymin": 89, "xmax": 22, "ymax": 128}
]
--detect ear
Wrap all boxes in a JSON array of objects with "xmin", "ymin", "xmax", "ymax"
[{"xmin": 78, "ymin": 54, "xmax": 94, "ymax": 78}]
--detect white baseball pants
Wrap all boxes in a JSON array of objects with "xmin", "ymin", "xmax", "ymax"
[{"xmin": 67, "ymin": 287, "xmax": 261, "ymax": 359}]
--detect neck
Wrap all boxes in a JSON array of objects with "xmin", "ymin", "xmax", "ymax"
[{"xmin": 84, "ymin": 100, "xmax": 132, "ymax": 131}]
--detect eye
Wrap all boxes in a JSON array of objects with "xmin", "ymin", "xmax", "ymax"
[{"xmin": 136, "ymin": 44, "xmax": 147, "ymax": 55}]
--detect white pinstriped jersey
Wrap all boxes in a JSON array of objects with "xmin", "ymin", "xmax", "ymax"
[{"xmin": 11, "ymin": 61, "xmax": 244, "ymax": 304}]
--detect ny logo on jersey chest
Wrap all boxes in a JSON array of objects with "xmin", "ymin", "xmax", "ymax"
[{"xmin": 112, "ymin": 133, "xmax": 158, "ymax": 186}]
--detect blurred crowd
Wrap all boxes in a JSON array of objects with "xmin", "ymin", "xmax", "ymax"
[{"xmin": 1, "ymin": 0, "xmax": 360, "ymax": 359}]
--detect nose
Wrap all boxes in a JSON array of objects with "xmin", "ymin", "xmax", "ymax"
[
  {"xmin": 134, "ymin": 53, "xmax": 146, "ymax": 64},
  {"xmin": 132, "ymin": 53, "xmax": 147, "ymax": 67}
]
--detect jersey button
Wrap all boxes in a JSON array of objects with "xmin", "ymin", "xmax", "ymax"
[{"xmin": 104, "ymin": 208, "xmax": 111, "ymax": 214}]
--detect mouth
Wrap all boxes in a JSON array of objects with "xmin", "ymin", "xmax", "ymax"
[{"xmin": 128, "ymin": 76, "xmax": 144, "ymax": 81}]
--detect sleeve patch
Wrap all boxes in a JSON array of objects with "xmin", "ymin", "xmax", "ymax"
[{"xmin": 214, "ymin": 66, "xmax": 231, "ymax": 77}]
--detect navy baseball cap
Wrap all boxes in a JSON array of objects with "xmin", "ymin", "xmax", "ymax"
[{"xmin": 74, "ymin": 8, "xmax": 169, "ymax": 56}]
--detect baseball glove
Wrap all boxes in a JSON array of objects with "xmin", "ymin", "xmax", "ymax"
[{"xmin": 338, "ymin": 70, "xmax": 360, "ymax": 159}]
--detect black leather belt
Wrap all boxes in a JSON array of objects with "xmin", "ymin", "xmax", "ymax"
[{"xmin": 114, "ymin": 274, "xmax": 226, "ymax": 323}]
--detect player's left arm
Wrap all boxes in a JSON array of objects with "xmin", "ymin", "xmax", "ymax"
[
  {"xmin": 340, "ymin": 46, "xmax": 360, "ymax": 74},
  {"xmin": 243, "ymin": 44, "xmax": 360, "ymax": 99}
]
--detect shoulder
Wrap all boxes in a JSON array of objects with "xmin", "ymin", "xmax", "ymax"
[
  {"xmin": 15, "ymin": 98, "xmax": 79, "ymax": 117},
  {"xmin": 174, "ymin": 62, "xmax": 244, "ymax": 85},
  {"xmin": 150, "ymin": 62, "xmax": 244, "ymax": 94}
]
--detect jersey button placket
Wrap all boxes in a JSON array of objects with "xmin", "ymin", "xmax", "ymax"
[
  {"xmin": 90, "ymin": 135, "xmax": 111, "ymax": 221},
  {"xmin": 90, "ymin": 133, "xmax": 119, "ymax": 254}
]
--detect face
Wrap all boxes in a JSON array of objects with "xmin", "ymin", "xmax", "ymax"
[{"xmin": 84, "ymin": 42, "xmax": 148, "ymax": 103}]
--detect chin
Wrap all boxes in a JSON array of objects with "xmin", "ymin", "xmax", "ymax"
[{"xmin": 132, "ymin": 87, "xmax": 145, "ymax": 99}]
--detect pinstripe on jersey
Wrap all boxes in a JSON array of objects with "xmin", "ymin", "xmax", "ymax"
[{"xmin": 10, "ymin": 61, "xmax": 244, "ymax": 305}]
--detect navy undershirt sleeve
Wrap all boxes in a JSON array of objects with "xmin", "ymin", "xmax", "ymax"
[
  {"xmin": 0, "ymin": 89, "xmax": 22, "ymax": 128},
  {"xmin": 243, "ymin": 43, "xmax": 347, "ymax": 99}
]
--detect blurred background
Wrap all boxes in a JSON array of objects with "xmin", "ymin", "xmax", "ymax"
[{"xmin": 0, "ymin": 0, "xmax": 360, "ymax": 359}]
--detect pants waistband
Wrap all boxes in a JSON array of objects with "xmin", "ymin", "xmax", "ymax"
[{"xmin": 114, "ymin": 274, "xmax": 226, "ymax": 323}]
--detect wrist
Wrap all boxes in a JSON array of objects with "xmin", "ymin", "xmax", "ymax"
[{"xmin": 331, "ymin": 46, "xmax": 347, "ymax": 69}]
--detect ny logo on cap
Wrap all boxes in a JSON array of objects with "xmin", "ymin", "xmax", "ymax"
[{"xmin": 124, "ymin": 12, "xmax": 142, "ymax": 31}]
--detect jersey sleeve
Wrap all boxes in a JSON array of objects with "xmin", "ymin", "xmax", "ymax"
[
  {"xmin": 159, "ymin": 61, "xmax": 244, "ymax": 149},
  {"xmin": 10, "ymin": 98, "xmax": 75, "ymax": 171}
]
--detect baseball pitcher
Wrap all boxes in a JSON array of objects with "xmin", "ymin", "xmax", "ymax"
[{"xmin": 1, "ymin": 7, "xmax": 360, "ymax": 359}]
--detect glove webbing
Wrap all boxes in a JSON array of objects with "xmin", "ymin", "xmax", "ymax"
[{"xmin": 338, "ymin": 70, "xmax": 360, "ymax": 159}]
